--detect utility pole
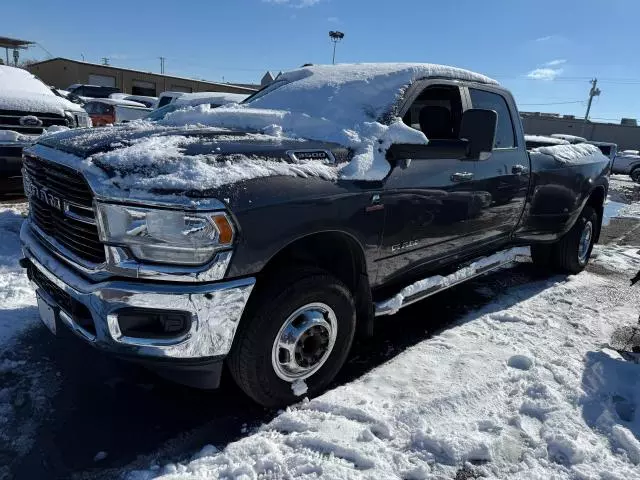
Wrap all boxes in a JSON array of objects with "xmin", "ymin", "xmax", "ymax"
[
  {"xmin": 584, "ymin": 78, "xmax": 601, "ymax": 122},
  {"xmin": 159, "ymin": 56, "xmax": 166, "ymax": 74},
  {"xmin": 582, "ymin": 78, "xmax": 601, "ymax": 137},
  {"xmin": 329, "ymin": 31, "xmax": 345, "ymax": 65},
  {"xmin": 101, "ymin": 57, "xmax": 110, "ymax": 66}
]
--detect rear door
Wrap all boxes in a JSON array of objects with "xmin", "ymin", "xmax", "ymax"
[{"xmin": 465, "ymin": 87, "xmax": 530, "ymax": 241}]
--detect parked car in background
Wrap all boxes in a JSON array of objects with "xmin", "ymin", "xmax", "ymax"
[
  {"xmin": 67, "ymin": 84, "xmax": 121, "ymax": 98},
  {"xmin": 83, "ymin": 98, "xmax": 151, "ymax": 126},
  {"xmin": 0, "ymin": 65, "xmax": 90, "ymax": 195},
  {"xmin": 588, "ymin": 141, "xmax": 617, "ymax": 162},
  {"xmin": 612, "ymin": 150, "xmax": 640, "ymax": 181},
  {"xmin": 109, "ymin": 93, "xmax": 158, "ymax": 109},
  {"xmin": 145, "ymin": 92, "xmax": 249, "ymax": 121},
  {"xmin": 551, "ymin": 133, "xmax": 587, "ymax": 144},
  {"xmin": 524, "ymin": 134, "xmax": 569, "ymax": 149},
  {"xmin": 156, "ymin": 91, "xmax": 186, "ymax": 108},
  {"xmin": 21, "ymin": 63, "xmax": 610, "ymax": 407}
]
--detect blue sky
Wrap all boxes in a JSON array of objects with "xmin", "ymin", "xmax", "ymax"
[{"xmin": 5, "ymin": 0, "xmax": 640, "ymax": 121}]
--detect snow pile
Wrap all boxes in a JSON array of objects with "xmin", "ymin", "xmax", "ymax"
[
  {"xmin": 127, "ymin": 246, "xmax": 640, "ymax": 480},
  {"xmin": 532, "ymin": 143, "xmax": 602, "ymax": 164},
  {"xmin": 90, "ymin": 134, "xmax": 339, "ymax": 192}
]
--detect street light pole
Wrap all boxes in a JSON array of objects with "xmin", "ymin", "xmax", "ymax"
[{"xmin": 329, "ymin": 31, "xmax": 345, "ymax": 65}]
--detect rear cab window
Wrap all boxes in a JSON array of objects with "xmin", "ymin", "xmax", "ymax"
[{"xmin": 469, "ymin": 88, "xmax": 516, "ymax": 149}]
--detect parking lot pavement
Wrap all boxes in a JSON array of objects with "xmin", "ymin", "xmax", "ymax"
[{"xmin": 2, "ymin": 187, "xmax": 640, "ymax": 479}]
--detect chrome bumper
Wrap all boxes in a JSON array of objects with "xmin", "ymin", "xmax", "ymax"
[{"xmin": 20, "ymin": 222, "xmax": 255, "ymax": 360}]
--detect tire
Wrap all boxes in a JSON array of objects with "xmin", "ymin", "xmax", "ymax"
[
  {"xmin": 531, "ymin": 205, "xmax": 598, "ymax": 274},
  {"xmin": 631, "ymin": 168, "xmax": 640, "ymax": 183},
  {"xmin": 228, "ymin": 267, "xmax": 356, "ymax": 408}
]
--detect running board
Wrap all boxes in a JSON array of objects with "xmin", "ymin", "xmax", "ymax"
[{"xmin": 374, "ymin": 247, "xmax": 530, "ymax": 317}]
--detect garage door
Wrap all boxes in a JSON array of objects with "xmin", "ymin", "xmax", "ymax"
[
  {"xmin": 132, "ymin": 80, "xmax": 156, "ymax": 96},
  {"xmin": 171, "ymin": 85, "xmax": 192, "ymax": 93},
  {"xmin": 88, "ymin": 74, "xmax": 116, "ymax": 87}
]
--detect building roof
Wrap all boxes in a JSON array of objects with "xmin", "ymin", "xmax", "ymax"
[
  {"xmin": 28, "ymin": 57, "xmax": 258, "ymax": 93},
  {"xmin": 0, "ymin": 36, "xmax": 35, "ymax": 49}
]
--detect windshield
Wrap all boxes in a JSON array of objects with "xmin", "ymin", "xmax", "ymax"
[
  {"xmin": 145, "ymin": 103, "xmax": 180, "ymax": 121},
  {"xmin": 242, "ymin": 80, "xmax": 289, "ymax": 105}
]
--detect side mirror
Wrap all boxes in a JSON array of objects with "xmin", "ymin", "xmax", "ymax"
[{"xmin": 460, "ymin": 109, "xmax": 497, "ymax": 159}]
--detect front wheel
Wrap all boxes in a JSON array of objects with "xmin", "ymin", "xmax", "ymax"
[
  {"xmin": 228, "ymin": 267, "xmax": 356, "ymax": 408},
  {"xmin": 631, "ymin": 167, "xmax": 640, "ymax": 183},
  {"xmin": 531, "ymin": 205, "xmax": 598, "ymax": 274}
]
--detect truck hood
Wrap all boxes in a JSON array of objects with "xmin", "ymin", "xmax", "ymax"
[
  {"xmin": 1, "ymin": 90, "xmax": 84, "ymax": 115},
  {"xmin": 38, "ymin": 123, "xmax": 345, "ymax": 160},
  {"xmin": 31, "ymin": 123, "xmax": 351, "ymax": 205}
]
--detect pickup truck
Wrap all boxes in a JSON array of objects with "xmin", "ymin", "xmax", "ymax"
[
  {"xmin": 19, "ymin": 63, "xmax": 610, "ymax": 407},
  {"xmin": 0, "ymin": 65, "xmax": 90, "ymax": 195}
]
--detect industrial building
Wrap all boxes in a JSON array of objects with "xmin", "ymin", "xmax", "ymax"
[
  {"xmin": 521, "ymin": 112, "xmax": 640, "ymax": 151},
  {"xmin": 27, "ymin": 57, "xmax": 257, "ymax": 96}
]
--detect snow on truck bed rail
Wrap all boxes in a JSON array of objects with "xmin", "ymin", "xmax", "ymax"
[{"xmin": 531, "ymin": 143, "xmax": 602, "ymax": 164}]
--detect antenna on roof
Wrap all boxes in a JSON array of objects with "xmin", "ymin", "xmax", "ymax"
[{"xmin": 101, "ymin": 57, "xmax": 110, "ymax": 66}]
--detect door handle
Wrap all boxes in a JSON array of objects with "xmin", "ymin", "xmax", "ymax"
[
  {"xmin": 512, "ymin": 164, "xmax": 527, "ymax": 175},
  {"xmin": 450, "ymin": 172, "xmax": 474, "ymax": 183}
]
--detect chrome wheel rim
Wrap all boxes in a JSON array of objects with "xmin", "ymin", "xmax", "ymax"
[
  {"xmin": 271, "ymin": 302, "xmax": 338, "ymax": 382},
  {"xmin": 578, "ymin": 220, "xmax": 593, "ymax": 264}
]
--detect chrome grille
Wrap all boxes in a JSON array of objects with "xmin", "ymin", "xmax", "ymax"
[
  {"xmin": 0, "ymin": 109, "xmax": 69, "ymax": 135},
  {"xmin": 24, "ymin": 155, "xmax": 106, "ymax": 264}
]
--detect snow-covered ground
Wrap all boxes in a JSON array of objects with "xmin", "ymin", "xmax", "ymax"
[
  {"xmin": 1, "ymin": 175, "xmax": 640, "ymax": 479},
  {"xmin": 124, "ymin": 250, "xmax": 640, "ymax": 479},
  {"xmin": 0, "ymin": 204, "xmax": 36, "ymax": 346}
]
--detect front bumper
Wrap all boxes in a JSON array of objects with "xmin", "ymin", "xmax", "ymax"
[
  {"xmin": 0, "ymin": 141, "xmax": 32, "ymax": 194},
  {"xmin": 20, "ymin": 222, "xmax": 255, "ymax": 362}
]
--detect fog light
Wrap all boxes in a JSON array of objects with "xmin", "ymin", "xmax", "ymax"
[{"xmin": 117, "ymin": 309, "xmax": 191, "ymax": 339}]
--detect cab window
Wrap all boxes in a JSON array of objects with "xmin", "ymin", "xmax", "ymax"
[{"xmin": 402, "ymin": 85, "xmax": 464, "ymax": 140}]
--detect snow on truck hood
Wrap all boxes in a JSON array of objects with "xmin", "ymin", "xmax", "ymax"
[
  {"xmin": 35, "ymin": 63, "xmax": 498, "ymax": 199},
  {"xmin": 0, "ymin": 65, "xmax": 84, "ymax": 114}
]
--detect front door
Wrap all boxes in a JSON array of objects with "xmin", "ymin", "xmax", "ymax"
[{"xmin": 376, "ymin": 82, "xmax": 484, "ymax": 286}]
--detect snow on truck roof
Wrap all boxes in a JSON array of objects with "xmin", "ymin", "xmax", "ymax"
[{"xmin": 243, "ymin": 63, "xmax": 498, "ymax": 122}]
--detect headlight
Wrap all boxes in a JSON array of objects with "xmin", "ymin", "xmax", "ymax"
[
  {"xmin": 64, "ymin": 110, "xmax": 92, "ymax": 128},
  {"xmin": 96, "ymin": 204, "xmax": 234, "ymax": 266}
]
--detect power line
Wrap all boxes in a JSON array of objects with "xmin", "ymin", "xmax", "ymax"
[{"xmin": 519, "ymin": 100, "xmax": 585, "ymax": 106}]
